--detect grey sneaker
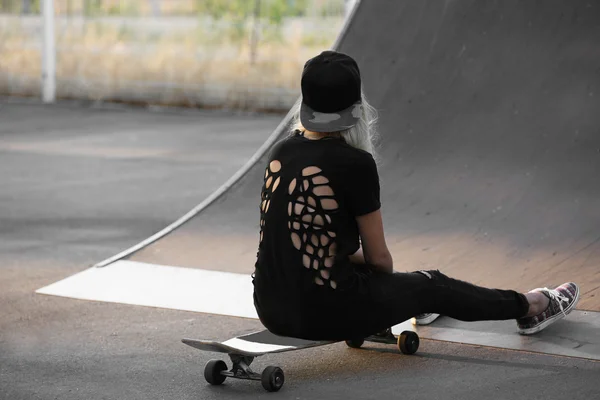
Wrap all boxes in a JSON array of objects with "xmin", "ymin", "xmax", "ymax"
[
  {"xmin": 517, "ymin": 282, "xmax": 579, "ymax": 335},
  {"xmin": 411, "ymin": 313, "xmax": 440, "ymax": 325}
]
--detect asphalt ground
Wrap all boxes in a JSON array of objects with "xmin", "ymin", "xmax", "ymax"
[{"xmin": 0, "ymin": 102, "xmax": 598, "ymax": 399}]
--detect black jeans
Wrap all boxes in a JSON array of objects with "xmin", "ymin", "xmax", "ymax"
[{"xmin": 254, "ymin": 268, "xmax": 530, "ymax": 341}]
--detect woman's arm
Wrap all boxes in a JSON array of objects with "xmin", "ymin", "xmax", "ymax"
[
  {"xmin": 349, "ymin": 247, "xmax": 366, "ymax": 264},
  {"xmin": 355, "ymin": 209, "xmax": 394, "ymax": 274}
]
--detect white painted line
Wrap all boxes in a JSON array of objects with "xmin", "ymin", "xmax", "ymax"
[
  {"xmin": 36, "ymin": 260, "xmax": 600, "ymax": 360},
  {"xmin": 36, "ymin": 260, "xmax": 258, "ymax": 319},
  {"xmin": 391, "ymin": 312, "xmax": 600, "ymax": 360},
  {"xmin": 222, "ymin": 337, "xmax": 295, "ymax": 353}
]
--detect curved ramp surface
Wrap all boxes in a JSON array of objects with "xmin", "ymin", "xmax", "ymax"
[
  {"xmin": 38, "ymin": 0, "xmax": 600, "ymax": 361},
  {"xmin": 128, "ymin": 0, "xmax": 600, "ymax": 310}
]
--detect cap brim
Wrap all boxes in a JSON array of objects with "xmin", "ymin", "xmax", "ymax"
[{"xmin": 300, "ymin": 101, "xmax": 362, "ymax": 133}]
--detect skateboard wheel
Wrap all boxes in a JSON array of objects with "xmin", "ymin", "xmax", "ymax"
[
  {"xmin": 261, "ymin": 366, "xmax": 285, "ymax": 392},
  {"xmin": 398, "ymin": 331, "xmax": 419, "ymax": 355},
  {"xmin": 345, "ymin": 339, "xmax": 365, "ymax": 348},
  {"xmin": 204, "ymin": 359, "xmax": 227, "ymax": 385}
]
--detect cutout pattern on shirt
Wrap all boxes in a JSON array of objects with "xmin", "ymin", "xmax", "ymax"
[
  {"xmin": 259, "ymin": 160, "xmax": 281, "ymax": 243},
  {"xmin": 287, "ymin": 166, "xmax": 339, "ymax": 289}
]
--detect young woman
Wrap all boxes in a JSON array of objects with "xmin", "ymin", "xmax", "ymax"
[{"xmin": 252, "ymin": 50, "xmax": 579, "ymax": 341}]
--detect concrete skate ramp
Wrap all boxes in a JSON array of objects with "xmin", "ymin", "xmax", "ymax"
[{"xmin": 127, "ymin": 0, "xmax": 600, "ymax": 310}]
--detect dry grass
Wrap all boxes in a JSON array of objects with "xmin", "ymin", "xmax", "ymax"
[{"xmin": 0, "ymin": 17, "xmax": 341, "ymax": 111}]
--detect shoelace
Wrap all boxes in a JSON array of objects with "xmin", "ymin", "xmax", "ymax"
[{"xmin": 539, "ymin": 287, "xmax": 570, "ymax": 317}]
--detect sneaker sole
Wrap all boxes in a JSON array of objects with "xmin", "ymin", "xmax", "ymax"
[
  {"xmin": 411, "ymin": 313, "xmax": 440, "ymax": 325},
  {"xmin": 517, "ymin": 285, "xmax": 580, "ymax": 335}
]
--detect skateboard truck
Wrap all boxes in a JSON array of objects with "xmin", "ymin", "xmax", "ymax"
[
  {"xmin": 346, "ymin": 330, "xmax": 420, "ymax": 355},
  {"xmin": 229, "ymin": 354, "xmax": 256, "ymax": 378},
  {"xmin": 204, "ymin": 354, "xmax": 284, "ymax": 392}
]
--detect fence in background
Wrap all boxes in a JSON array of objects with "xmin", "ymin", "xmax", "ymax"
[{"xmin": 0, "ymin": 0, "xmax": 356, "ymax": 110}]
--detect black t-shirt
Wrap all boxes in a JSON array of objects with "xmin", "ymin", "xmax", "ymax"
[{"xmin": 254, "ymin": 131, "xmax": 381, "ymax": 305}]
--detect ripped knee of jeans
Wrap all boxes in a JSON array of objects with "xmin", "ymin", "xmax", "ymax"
[
  {"xmin": 417, "ymin": 269, "xmax": 447, "ymax": 282},
  {"xmin": 417, "ymin": 270, "xmax": 434, "ymax": 279}
]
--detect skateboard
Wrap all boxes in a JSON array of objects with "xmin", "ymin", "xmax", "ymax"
[{"xmin": 182, "ymin": 328, "xmax": 419, "ymax": 392}]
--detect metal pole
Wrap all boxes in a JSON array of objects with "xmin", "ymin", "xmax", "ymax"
[
  {"xmin": 150, "ymin": 0, "xmax": 161, "ymax": 16},
  {"xmin": 23, "ymin": 0, "xmax": 32, "ymax": 14},
  {"xmin": 42, "ymin": 0, "xmax": 56, "ymax": 103},
  {"xmin": 249, "ymin": 0, "xmax": 261, "ymax": 65}
]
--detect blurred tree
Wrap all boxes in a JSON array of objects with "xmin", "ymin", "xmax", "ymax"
[
  {"xmin": 190, "ymin": 0, "xmax": 311, "ymax": 63},
  {"xmin": 23, "ymin": 0, "xmax": 39, "ymax": 14},
  {"xmin": 265, "ymin": 0, "xmax": 308, "ymax": 23},
  {"xmin": 84, "ymin": 0, "xmax": 102, "ymax": 17},
  {"xmin": 193, "ymin": 0, "xmax": 308, "ymax": 24},
  {"xmin": 193, "ymin": 0, "xmax": 250, "ymax": 20}
]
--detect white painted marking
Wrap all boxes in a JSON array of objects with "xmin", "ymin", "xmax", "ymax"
[
  {"xmin": 36, "ymin": 260, "xmax": 600, "ymax": 360},
  {"xmin": 391, "ymin": 313, "xmax": 600, "ymax": 360},
  {"xmin": 36, "ymin": 260, "xmax": 258, "ymax": 319},
  {"xmin": 222, "ymin": 337, "xmax": 295, "ymax": 353}
]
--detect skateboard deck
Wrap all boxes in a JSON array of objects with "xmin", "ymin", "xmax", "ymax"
[
  {"xmin": 182, "ymin": 330, "xmax": 333, "ymax": 357},
  {"xmin": 182, "ymin": 328, "xmax": 411, "ymax": 357}
]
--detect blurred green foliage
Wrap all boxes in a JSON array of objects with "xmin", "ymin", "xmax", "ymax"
[
  {"xmin": 0, "ymin": 0, "xmax": 328, "ymax": 19},
  {"xmin": 194, "ymin": 0, "xmax": 308, "ymax": 25},
  {"xmin": 0, "ymin": 0, "xmax": 38, "ymax": 13}
]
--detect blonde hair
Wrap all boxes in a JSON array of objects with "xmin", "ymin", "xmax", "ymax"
[{"xmin": 290, "ymin": 91, "xmax": 379, "ymax": 160}]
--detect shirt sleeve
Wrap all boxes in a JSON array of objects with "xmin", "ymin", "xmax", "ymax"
[{"xmin": 346, "ymin": 153, "xmax": 381, "ymax": 216}]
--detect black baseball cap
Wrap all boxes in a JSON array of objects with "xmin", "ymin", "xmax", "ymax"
[{"xmin": 300, "ymin": 51, "xmax": 363, "ymax": 133}]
